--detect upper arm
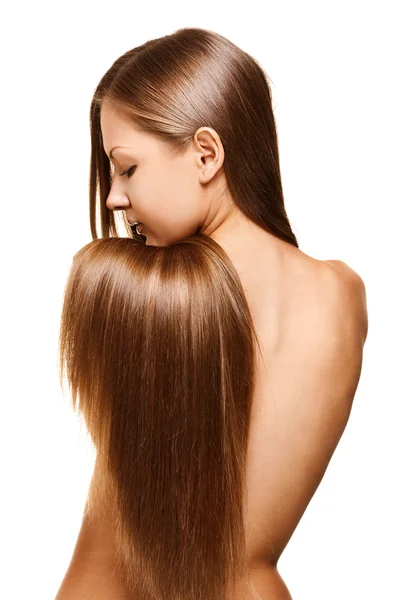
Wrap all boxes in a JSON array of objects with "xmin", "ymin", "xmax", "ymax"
[{"xmin": 252, "ymin": 264, "xmax": 368, "ymax": 566}]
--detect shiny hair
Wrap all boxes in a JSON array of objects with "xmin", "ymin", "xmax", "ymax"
[
  {"xmin": 59, "ymin": 235, "xmax": 260, "ymax": 599},
  {"xmin": 60, "ymin": 26, "xmax": 299, "ymax": 600}
]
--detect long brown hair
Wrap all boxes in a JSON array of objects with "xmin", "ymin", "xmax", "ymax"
[
  {"xmin": 60, "ymin": 26, "xmax": 299, "ymax": 600},
  {"xmin": 59, "ymin": 235, "xmax": 259, "ymax": 599}
]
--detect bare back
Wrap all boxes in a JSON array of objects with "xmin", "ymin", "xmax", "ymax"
[
  {"xmin": 55, "ymin": 237, "xmax": 368, "ymax": 600},
  {"xmin": 232, "ymin": 239, "xmax": 368, "ymax": 597}
]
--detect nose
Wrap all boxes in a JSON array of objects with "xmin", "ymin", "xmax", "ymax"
[{"xmin": 105, "ymin": 188, "xmax": 131, "ymax": 211}]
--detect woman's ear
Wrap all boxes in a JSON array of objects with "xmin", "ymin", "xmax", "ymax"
[{"xmin": 193, "ymin": 127, "xmax": 225, "ymax": 184}]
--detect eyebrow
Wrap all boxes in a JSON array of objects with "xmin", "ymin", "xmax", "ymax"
[{"xmin": 108, "ymin": 146, "xmax": 133, "ymax": 160}]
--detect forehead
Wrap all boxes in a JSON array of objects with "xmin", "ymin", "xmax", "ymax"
[
  {"xmin": 100, "ymin": 103, "xmax": 139, "ymax": 151},
  {"xmin": 100, "ymin": 102, "xmax": 157, "ymax": 157}
]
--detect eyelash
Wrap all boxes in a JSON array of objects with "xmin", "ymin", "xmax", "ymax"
[{"xmin": 119, "ymin": 166, "xmax": 136, "ymax": 178}]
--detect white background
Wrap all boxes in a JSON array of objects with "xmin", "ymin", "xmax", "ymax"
[{"xmin": 1, "ymin": 1, "xmax": 398, "ymax": 599}]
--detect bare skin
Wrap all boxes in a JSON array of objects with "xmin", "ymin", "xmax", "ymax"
[{"xmin": 55, "ymin": 106, "xmax": 368, "ymax": 598}]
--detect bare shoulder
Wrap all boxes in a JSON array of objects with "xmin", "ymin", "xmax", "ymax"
[
  {"xmin": 296, "ymin": 257, "xmax": 369, "ymax": 410},
  {"xmin": 323, "ymin": 258, "xmax": 366, "ymax": 298},
  {"xmin": 277, "ymin": 251, "xmax": 368, "ymax": 352},
  {"xmin": 320, "ymin": 258, "xmax": 368, "ymax": 347},
  {"xmin": 279, "ymin": 254, "xmax": 369, "ymax": 425}
]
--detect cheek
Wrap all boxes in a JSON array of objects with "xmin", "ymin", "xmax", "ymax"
[
  {"xmin": 145, "ymin": 166, "xmax": 183, "ymax": 216},
  {"xmin": 135, "ymin": 162, "xmax": 199, "ymax": 232}
]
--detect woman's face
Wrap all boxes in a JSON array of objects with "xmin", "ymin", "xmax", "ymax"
[{"xmin": 100, "ymin": 102, "xmax": 216, "ymax": 246}]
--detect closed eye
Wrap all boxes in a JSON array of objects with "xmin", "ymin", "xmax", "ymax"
[{"xmin": 120, "ymin": 166, "xmax": 137, "ymax": 178}]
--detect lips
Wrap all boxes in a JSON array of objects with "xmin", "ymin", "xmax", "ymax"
[{"xmin": 128, "ymin": 220, "xmax": 144, "ymax": 234}]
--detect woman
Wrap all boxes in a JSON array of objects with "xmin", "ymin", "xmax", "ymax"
[{"xmin": 55, "ymin": 27, "xmax": 368, "ymax": 600}]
